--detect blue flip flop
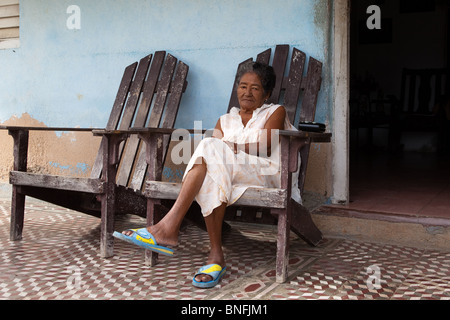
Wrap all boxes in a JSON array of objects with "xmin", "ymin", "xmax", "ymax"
[
  {"xmin": 192, "ymin": 264, "xmax": 227, "ymax": 289},
  {"xmin": 112, "ymin": 228, "xmax": 174, "ymax": 256}
]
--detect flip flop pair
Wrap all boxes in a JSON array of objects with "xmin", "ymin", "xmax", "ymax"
[
  {"xmin": 113, "ymin": 229, "xmax": 225, "ymax": 288},
  {"xmin": 192, "ymin": 264, "xmax": 227, "ymax": 289},
  {"xmin": 112, "ymin": 228, "xmax": 174, "ymax": 256}
]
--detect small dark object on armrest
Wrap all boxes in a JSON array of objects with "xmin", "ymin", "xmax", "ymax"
[{"xmin": 298, "ymin": 121, "xmax": 326, "ymax": 133}]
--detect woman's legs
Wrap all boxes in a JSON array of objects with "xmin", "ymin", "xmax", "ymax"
[
  {"xmin": 122, "ymin": 160, "xmax": 206, "ymax": 246},
  {"xmin": 194, "ymin": 202, "xmax": 227, "ymax": 283},
  {"xmin": 121, "ymin": 137, "xmax": 230, "ymax": 284}
]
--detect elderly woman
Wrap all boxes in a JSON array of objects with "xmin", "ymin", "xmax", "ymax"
[{"xmin": 114, "ymin": 62, "xmax": 298, "ymax": 288}]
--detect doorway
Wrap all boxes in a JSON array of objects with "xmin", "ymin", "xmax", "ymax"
[{"xmin": 348, "ymin": 0, "xmax": 450, "ymax": 219}]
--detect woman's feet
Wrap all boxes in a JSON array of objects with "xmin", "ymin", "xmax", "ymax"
[
  {"xmin": 194, "ymin": 250, "xmax": 226, "ymax": 283},
  {"xmin": 113, "ymin": 226, "xmax": 175, "ymax": 256},
  {"xmin": 192, "ymin": 264, "xmax": 227, "ymax": 289},
  {"xmin": 121, "ymin": 221, "xmax": 178, "ymax": 248},
  {"xmin": 119, "ymin": 200, "xmax": 227, "ymax": 287},
  {"xmin": 118, "ymin": 225, "xmax": 226, "ymax": 287},
  {"xmin": 192, "ymin": 250, "xmax": 226, "ymax": 288}
]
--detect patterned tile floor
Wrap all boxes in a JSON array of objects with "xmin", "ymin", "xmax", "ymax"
[{"xmin": 0, "ymin": 198, "xmax": 449, "ymax": 301}]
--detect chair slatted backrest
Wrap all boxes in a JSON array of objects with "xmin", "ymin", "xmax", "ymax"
[
  {"xmin": 227, "ymin": 44, "xmax": 323, "ymax": 193},
  {"xmin": 90, "ymin": 51, "xmax": 189, "ymax": 190},
  {"xmin": 400, "ymin": 68, "xmax": 449, "ymax": 114}
]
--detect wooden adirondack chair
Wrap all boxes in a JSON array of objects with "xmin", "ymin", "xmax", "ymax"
[
  {"xmin": 1, "ymin": 51, "xmax": 189, "ymax": 258},
  {"xmin": 225, "ymin": 45, "xmax": 327, "ymax": 247},
  {"xmin": 395, "ymin": 67, "xmax": 450, "ymax": 153},
  {"xmin": 112, "ymin": 45, "xmax": 331, "ymax": 283}
]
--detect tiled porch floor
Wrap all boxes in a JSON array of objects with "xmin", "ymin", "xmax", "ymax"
[{"xmin": 1, "ymin": 198, "xmax": 449, "ymax": 300}]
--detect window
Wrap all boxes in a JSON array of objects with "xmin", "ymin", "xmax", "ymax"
[{"xmin": 0, "ymin": 0, "xmax": 19, "ymax": 49}]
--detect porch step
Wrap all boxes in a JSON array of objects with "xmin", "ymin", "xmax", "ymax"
[{"xmin": 311, "ymin": 205, "xmax": 450, "ymax": 250}]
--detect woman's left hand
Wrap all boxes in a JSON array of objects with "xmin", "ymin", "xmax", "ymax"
[{"xmin": 223, "ymin": 140, "xmax": 237, "ymax": 154}]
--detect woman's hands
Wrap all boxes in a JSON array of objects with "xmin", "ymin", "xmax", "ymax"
[
  {"xmin": 213, "ymin": 105, "xmax": 288, "ymax": 157},
  {"xmin": 223, "ymin": 140, "xmax": 263, "ymax": 156},
  {"xmin": 223, "ymin": 141, "xmax": 237, "ymax": 154}
]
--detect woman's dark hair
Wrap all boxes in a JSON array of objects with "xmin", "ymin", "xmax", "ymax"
[{"xmin": 235, "ymin": 61, "xmax": 276, "ymax": 96}]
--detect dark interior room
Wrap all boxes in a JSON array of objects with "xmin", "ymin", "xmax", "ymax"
[{"xmin": 348, "ymin": 0, "xmax": 450, "ymax": 219}]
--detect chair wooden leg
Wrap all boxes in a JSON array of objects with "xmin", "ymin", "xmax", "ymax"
[
  {"xmin": 145, "ymin": 198, "xmax": 160, "ymax": 266},
  {"xmin": 100, "ymin": 134, "xmax": 126, "ymax": 258},
  {"xmin": 100, "ymin": 187, "xmax": 115, "ymax": 258},
  {"xmin": 10, "ymin": 186, "xmax": 25, "ymax": 241},
  {"xmin": 9, "ymin": 129, "xmax": 29, "ymax": 241},
  {"xmin": 141, "ymin": 132, "xmax": 164, "ymax": 266},
  {"xmin": 274, "ymin": 207, "xmax": 290, "ymax": 283},
  {"xmin": 145, "ymin": 247, "xmax": 158, "ymax": 266},
  {"xmin": 290, "ymin": 199, "xmax": 323, "ymax": 246}
]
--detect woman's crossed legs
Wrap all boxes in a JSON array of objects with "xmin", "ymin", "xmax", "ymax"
[{"xmin": 121, "ymin": 159, "xmax": 227, "ymax": 283}]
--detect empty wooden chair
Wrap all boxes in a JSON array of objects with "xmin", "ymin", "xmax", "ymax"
[{"xmin": 1, "ymin": 51, "xmax": 189, "ymax": 258}]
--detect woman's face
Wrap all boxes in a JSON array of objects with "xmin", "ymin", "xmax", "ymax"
[{"xmin": 237, "ymin": 72, "xmax": 270, "ymax": 111}]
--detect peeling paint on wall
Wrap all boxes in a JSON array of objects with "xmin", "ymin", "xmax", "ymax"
[
  {"xmin": 48, "ymin": 161, "xmax": 91, "ymax": 175},
  {"xmin": 0, "ymin": 113, "xmax": 101, "ymax": 182},
  {"xmin": 162, "ymin": 166, "xmax": 185, "ymax": 183}
]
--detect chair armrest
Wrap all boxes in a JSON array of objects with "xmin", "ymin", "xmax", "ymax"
[
  {"xmin": 92, "ymin": 127, "xmax": 186, "ymax": 136},
  {"xmin": 277, "ymin": 130, "xmax": 331, "ymax": 173},
  {"xmin": 279, "ymin": 129, "xmax": 332, "ymax": 143},
  {"xmin": 92, "ymin": 127, "xmax": 331, "ymax": 141},
  {"xmin": 1, "ymin": 125, "xmax": 99, "ymax": 132}
]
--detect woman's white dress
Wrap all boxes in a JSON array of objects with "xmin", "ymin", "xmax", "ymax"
[{"xmin": 183, "ymin": 103, "xmax": 301, "ymax": 217}]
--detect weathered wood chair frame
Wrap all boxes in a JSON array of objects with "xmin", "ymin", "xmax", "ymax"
[
  {"xmin": 95, "ymin": 45, "xmax": 331, "ymax": 283},
  {"xmin": 1, "ymin": 51, "xmax": 189, "ymax": 258}
]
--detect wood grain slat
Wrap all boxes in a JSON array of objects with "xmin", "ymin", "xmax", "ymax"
[
  {"xmin": 91, "ymin": 62, "xmax": 138, "ymax": 179},
  {"xmin": 118, "ymin": 55, "xmax": 152, "ymax": 130},
  {"xmin": 116, "ymin": 53, "xmax": 163, "ymax": 186},
  {"xmin": 256, "ymin": 48, "xmax": 271, "ymax": 64},
  {"xmin": 129, "ymin": 59, "xmax": 189, "ymax": 190},
  {"xmin": 299, "ymin": 57, "xmax": 322, "ymax": 122},
  {"xmin": 126, "ymin": 54, "xmax": 176, "ymax": 190},
  {"xmin": 268, "ymin": 45, "xmax": 289, "ymax": 103},
  {"xmin": 283, "ymin": 48, "xmax": 306, "ymax": 123},
  {"xmin": 10, "ymin": 171, "xmax": 103, "ymax": 193},
  {"xmin": 145, "ymin": 181, "xmax": 287, "ymax": 209}
]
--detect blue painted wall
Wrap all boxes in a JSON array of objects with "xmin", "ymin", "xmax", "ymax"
[{"xmin": 0, "ymin": 0, "xmax": 332, "ymax": 130}]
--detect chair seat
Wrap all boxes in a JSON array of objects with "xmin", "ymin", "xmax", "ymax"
[
  {"xmin": 10, "ymin": 170, "xmax": 104, "ymax": 193},
  {"xmin": 145, "ymin": 181, "xmax": 287, "ymax": 209}
]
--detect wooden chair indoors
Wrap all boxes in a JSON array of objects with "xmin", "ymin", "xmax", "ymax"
[
  {"xmin": 394, "ymin": 67, "xmax": 449, "ymax": 153},
  {"xmin": 107, "ymin": 45, "xmax": 331, "ymax": 283},
  {"xmin": 1, "ymin": 51, "xmax": 189, "ymax": 258}
]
